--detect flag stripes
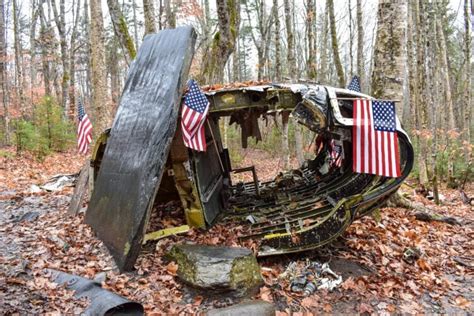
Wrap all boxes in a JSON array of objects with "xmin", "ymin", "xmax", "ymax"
[
  {"xmin": 77, "ymin": 100, "xmax": 92, "ymax": 155},
  {"xmin": 352, "ymin": 99, "xmax": 401, "ymax": 178},
  {"xmin": 181, "ymin": 80, "xmax": 209, "ymax": 152}
]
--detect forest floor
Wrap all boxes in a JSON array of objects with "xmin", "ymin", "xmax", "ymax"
[{"xmin": 0, "ymin": 147, "xmax": 473, "ymax": 315}]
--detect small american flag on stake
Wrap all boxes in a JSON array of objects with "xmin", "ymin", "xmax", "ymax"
[
  {"xmin": 77, "ymin": 99, "xmax": 92, "ymax": 155},
  {"xmin": 181, "ymin": 80, "xmax": 209, "ymax": 152},
  {"xmin": 330, "ymin": 139, "xmax": 343, "ymax": 167},
  {"xmin": 352, "ymin": 99, "xmax": 401, "ymax": 178}
]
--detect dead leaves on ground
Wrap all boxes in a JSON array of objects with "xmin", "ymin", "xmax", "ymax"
[{"xmin": 1, "ymin": 148, "xmax": 473, "ymax": 314}]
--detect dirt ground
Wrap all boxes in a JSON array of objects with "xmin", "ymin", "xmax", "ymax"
[{"xmin": 0, "ymin": 148, "xmax": 473, "ymax": 314}]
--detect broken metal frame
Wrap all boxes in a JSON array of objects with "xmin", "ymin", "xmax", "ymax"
[{"xmin": 86, "ymin": 27, "xmax": 414, "ymax": 271}]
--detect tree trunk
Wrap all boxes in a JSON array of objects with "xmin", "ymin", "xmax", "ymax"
[
  {"xmin": 107, "ymin": 0, "xmax": 137, "ymax": 64},
  {"xmin": 90, "ymin": 0, "xmax": 110, "ymax": 137},
  {"xmin": 406, "ymin": 0, "xmax": 417, "ymax": 131},
  {"xmin": 371, "ymin": 0, "xmax": 407, "ymax": 106},
  {"xmin": 415, "ymin": 0, "xmax": 429, "ymax": 185},
  {"xmin": 164, "ymin": 0, "xmax": 176, "ymax": 28},
  {"xmin": 52, "ymin": 0, "xmax": 70, "ymax": 118},
  {"xmin": 320, "ymin": 5, "xmax": 329, "ymax": 84},
  {"xmin": 143, "ymin": 0, "xmax": 157, "ymax": 34},
  {"xmin": 30, "ymin": 1, "xmax": 39, "ymax": 102},
  {"xmin": 68, "ymin": 0, "xmax": 81, "ymax": 119},
  {"xmin": 281, "ymin": 111, "xmax": 290, "ymax": 170},
  {"xmin": 348, "ymin": 0, "xmax": 353, "ymax": 77},
  {"xmin": 0, "ymin": 0, "xmax": 8, "ymax": 143},
  {"xmin": 356, "ymin": 0, "xmax": 363, "ymax": 89},
  {"xmin": 199, "ymin": 0, "xmax": 240, "ymax": 84},
  {"xmin": 273, "ymin": 0, "xmax": 281, "ymax": 81},
  {"xmin": 306, "ymin": 0, "xmax": 316, "ymax": 80},
  {"xmin": 13, "ymin": 0, "xmax": 26, "ymax": 115},
  {"xmin": 463, "ymin": 0, "xmax": 472, "ymax": 159},
  {"xmin": 39, "ymin": 1, "xmax": 52, "ymax": 96},
  {"xmin": 327, "ymin": 0, "xmax": 345, "ymax": 87},
  {"xmin": 283, "ymin": 0, "xmax": 296, "ymax": 80}
]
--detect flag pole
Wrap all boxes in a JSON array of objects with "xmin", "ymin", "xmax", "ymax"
[
  {"xmin": 336, "ymin": 97, "xmax": 401, "ymax": 102},
  {"xmin": 206, "ymin": 120, "xmax": 225, "ymax": 173}
]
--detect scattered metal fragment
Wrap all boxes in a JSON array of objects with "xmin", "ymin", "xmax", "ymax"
[
  {"xmin": 48, "ymin": 269, "xmax": 144, "ymax": 315},
  {"xmin": 283, "ymin": 261, "xmax": 343, "ymax": 296},
  {"xmin": 41, "ymin": 174, "xmax": 76, "ymax": 191}
]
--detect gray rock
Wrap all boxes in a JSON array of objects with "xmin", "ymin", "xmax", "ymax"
[
  {"xmin": 167, "ymin": 244, "xmax": 263, "ymax": 296},
  {"xmin": 206, "ymin": 300, "xmax": 275, "ymax": 316}
]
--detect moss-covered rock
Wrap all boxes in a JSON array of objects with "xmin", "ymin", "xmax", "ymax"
[{"xmin": 167, "ymin": 244, "xmax": 263, "ymax": 296}]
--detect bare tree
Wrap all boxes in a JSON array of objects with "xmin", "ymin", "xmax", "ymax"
[
  {"xmin": 244, "ymin": 0, "xmax": 274, "ymax": 81},
  {"xmin": 51, "ymin": 0, "xmax": 70, "ymax": 117},
  {"xmin": 13, "ymin": 0, "xmax": 26, "ymax": 114},
  {"xmin": 371, "ymin": 0, "xmax": 407, "ymax": 107},
  {"xmin": 356, "ymin": 0, "xmax": 363, "ymax": 88},
  {"xmin": 107, "ymin": 0, "xmax": 137, "ymax": 64},
  {"xmin": 306, "ymin": 0, "xmax": 316, "ymax": 80},
  {"xmin": 463, "ymin": 0, "xmax": 472, "ymax": 159},
  {"xmin": 199, "ymin": 0, "xmax": 241, "ymax": 84},
  {"xmin": 0, "ymin": 0, "xmax": 8, "ymax": 143},
  {"xmin": 327, "ymin": 0, "xmax": 345, "ymax": 87},
  {"xmin": 90, "ymin": 0, "xmax": 110, "ymax": 136},
  {"xmin": 143, "ymin": 0, "xmax": 157, "ymax": 34},
  {"xmin": 272, "ymin": 0, "xmax": 281, "ymax": 81},
  {"xmin": 68, "ymin": 0, "xmax": 81, "ymax": 117}
]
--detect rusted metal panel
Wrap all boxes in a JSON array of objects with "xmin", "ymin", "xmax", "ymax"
[{"xmin": 85, "ymin": 27, "xmax": 196, "ymax": 271}]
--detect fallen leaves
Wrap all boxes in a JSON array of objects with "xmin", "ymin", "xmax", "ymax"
[{"xmin": 1, "ymin": 148, "xmax": 473, "ymax": 314}]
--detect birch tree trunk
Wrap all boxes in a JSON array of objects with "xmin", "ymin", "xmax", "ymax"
[
  {"xmin": 90, "ymin": 0, "xmax": 109, "ymax": 137},
  {"xmin": 371, "ymin": 0, "xmax": 407, "ymax": 107},
  {"xmin": 107, "ymin": 0, "xmax": 137, "ymax": 64},
  {"xmin": 327, "ymin": 0, "xmax": 345, "ymax": 87}
]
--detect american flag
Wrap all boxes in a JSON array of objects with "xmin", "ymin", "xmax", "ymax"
[
  {"xmin": 181, "ymin": 80, "xmax": 209, "ymax": 151},
  {"xmin": 347, "ymin": 75, "xmax": 361, "ymax": 92},
  {"xmin": 352, "ymin": 99, "xmax": 401, "ymax": 178},
  {"xmin": 330, "ymin": 139, "xmax": 343, "ymax": 167},
  {"xmin": 77, "ymin": 99, "xmax": 92, "ymax": 155}
]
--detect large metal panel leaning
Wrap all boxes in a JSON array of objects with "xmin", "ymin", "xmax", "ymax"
[{"xmin": 85, "ymin": 26, "xmax": 196, "ymax": 272}]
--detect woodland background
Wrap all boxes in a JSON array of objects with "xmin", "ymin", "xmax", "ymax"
[{"xmin": 0, "ymin": 0, "xmax": 472, "ymax": 193}]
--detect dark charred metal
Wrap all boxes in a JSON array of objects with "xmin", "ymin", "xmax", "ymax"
[
  {"xmin": 85, "ymin": 27, "xmax": 196, "ymax": 271},
  {"xmin": 49, "ymin": 269, "xmax": 144, "ymax": 315}
]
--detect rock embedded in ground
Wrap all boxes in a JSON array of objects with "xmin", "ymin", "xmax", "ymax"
[
  {"xmin": 167, "ymin": 244, "xmax": 263, "ymax": 296},
  {"xmin": 206, "ymin": 300, "xmax": 275, "ymax": 316}
]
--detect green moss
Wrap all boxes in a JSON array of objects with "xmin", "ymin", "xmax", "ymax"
[
  {"xmin": 119, "ymin": 16, "xmax": 137, "ymax": 59},
  {"xmin": 230, "ymin": 255, "xmax": 263, "ymax": 292}
]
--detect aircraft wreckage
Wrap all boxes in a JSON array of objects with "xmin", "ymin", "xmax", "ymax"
[{"xmin": 85, "ymin": 26, "xmax": 413, "ymax": 271}]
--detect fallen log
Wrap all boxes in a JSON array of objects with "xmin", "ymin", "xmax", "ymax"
[
  {"xmin": 388, "ymin": 191, "xmax": 461, "ymax": 225},
  {"xmin": 413, "ymin": 212, "xmax": 461, "ymax": 225}
]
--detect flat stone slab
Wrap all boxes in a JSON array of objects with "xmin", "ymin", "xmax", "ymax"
[
  {"xmin": 167, "ymin": 244, "xmax": 263, "ymax": 296},
  {"xmin": 206, "ymin": 300, "xmax": 275, "ymax": 316}
]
